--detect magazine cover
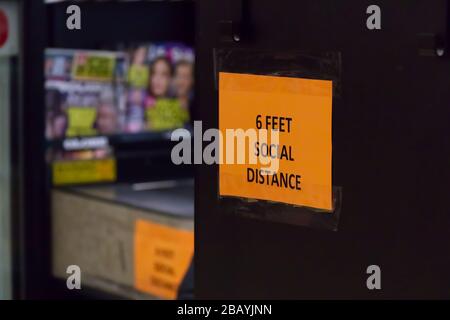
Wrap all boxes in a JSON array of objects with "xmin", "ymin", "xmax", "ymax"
[
  {"xmin": 45, "ymin": 49, "xmax": 74, "ymax": 81},
  {"xmin": 125, "ymin": 43, "xmax": 194, "ymax": 132},
  {"xmin": 45, "ymin": 49, "xmax": 127, "ymax": 140},
  {"xmin": 45, "ymin": 80, "xmax": 124, "ymax": 139},
  {"xmin": 45, "ymin": 44, "xmax": 195, "ymax": 139}
]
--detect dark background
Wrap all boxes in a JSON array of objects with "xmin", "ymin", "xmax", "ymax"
[{"xmin": 195, "ymin": 0, "xmax": 450, "ymax": 299}]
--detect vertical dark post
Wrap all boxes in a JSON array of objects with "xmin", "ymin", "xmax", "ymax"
[{"xmin": 17, "ymin": 0, "xmax": 49, "ymax": 299}]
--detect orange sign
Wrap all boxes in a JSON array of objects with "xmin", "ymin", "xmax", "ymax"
[
  {"xmin": 219, "ymin": 72, "xmax": 333, "ymax": 211},
  {"xmin": 134, "ymin": 220, "xmax": 193, "ymax": 299}
]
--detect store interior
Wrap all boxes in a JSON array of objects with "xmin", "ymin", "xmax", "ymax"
[
  {"xmin": 2, "ymin": 0, "xmax": 450, "ymax": 301},
  {"xmin": 47, "ymin": 1, "xmax": 196, "ymax": 299},
  {"xmin": 2, "ymin": 0, "xmax": 196, "ymax": 300}
]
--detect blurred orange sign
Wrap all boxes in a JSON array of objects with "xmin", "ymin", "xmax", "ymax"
[{"xmin": 134, "ymin": 220, "xmax": 193, "ymax": 299}]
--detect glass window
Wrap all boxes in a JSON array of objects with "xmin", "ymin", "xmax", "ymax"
[{"xmin": 0, "ymin": 57, "xmax": 12, "ymax": 299}]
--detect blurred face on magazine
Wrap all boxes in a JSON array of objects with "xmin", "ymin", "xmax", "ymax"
[
  {"xmin": 150, "ymin": 58, "xmax": 172, "ymax": 98},
  {"xmin": 174, "ymin": 61, "xmax": 194, "ymax": 101},
  {"xmin": 52, "ymin": 114, "xmax": 67, "ymax": 138},
  {"xmin": 133, "ymin": 46, "xmax": 147, "ymax": 65},
  {"xmin": 97, "ymin": 104, "xmax": 118, "ymax": 134}
]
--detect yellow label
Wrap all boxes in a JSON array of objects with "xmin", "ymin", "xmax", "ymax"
[
  {"xmin": 146, "ymin": 98, "xmax": 189, "ymax": 131},
  {"xmin": 66, "ymin": 107, "xmax": 98, "ymax": 137},
  {"xmin": 52, "ymin": 158, "xmax": 116, "ymax": 185},
  {"xmin": 72, "ymin": 54, "xmax": 116, "ymax": 81},
  {"xmin": 219, "ymin": 72, "xmax": 333, "ymax": 211},
  {"xmin": 134, "ymin": 220, "xmax": 193, "ymax": 299},
  {"xmin": 128, "ymin": 64, "xmax": 149, "ymax": 88}
]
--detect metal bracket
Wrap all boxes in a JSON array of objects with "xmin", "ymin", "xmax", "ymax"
[
  {"xmin": 418, "ymin": 2, "xmax": 450, "ymax": 57},
  {"xmin": 218, "ymin": 0, "xmax": 250, "ymax": 43},
  {"xmin": 218, "ymin": 20, "xmax": 243, "ymax": 43},
  {"xmin": 418, "ymin": 33, "xmax": 446, "ymax": 57}
]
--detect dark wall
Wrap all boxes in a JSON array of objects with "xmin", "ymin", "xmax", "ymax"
[
  {"xmin": 195, "ymin": 0, "xmax": 450, "ymax": 299},
  {"xmin": 47, "ymin": 1, "xmax": 195, "ymax": 48}
]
